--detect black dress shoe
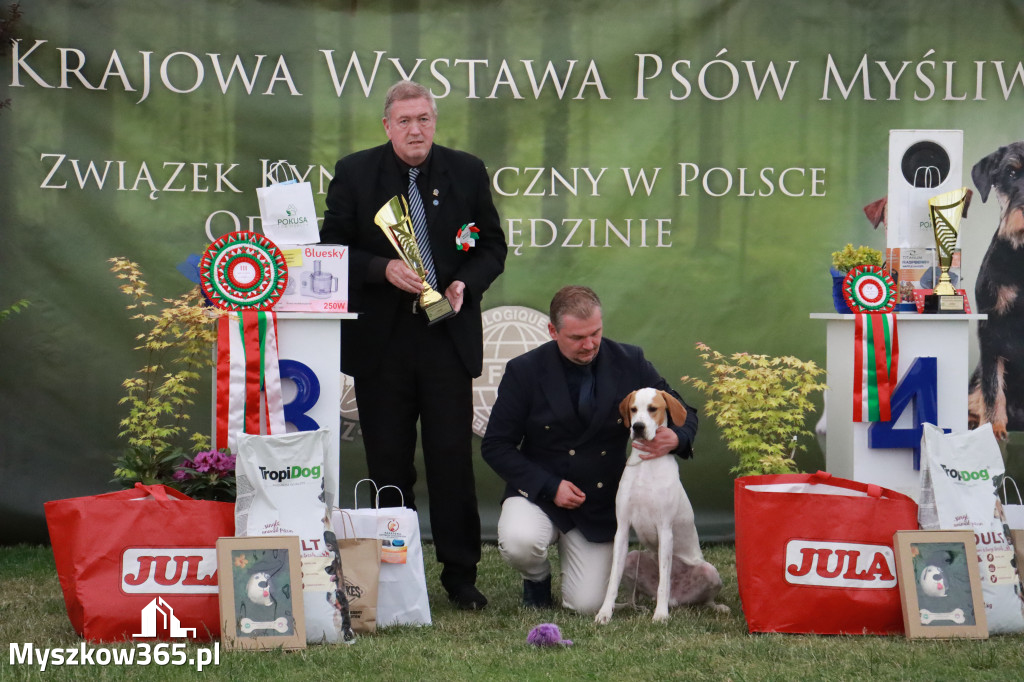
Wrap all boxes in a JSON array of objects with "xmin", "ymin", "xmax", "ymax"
[
  {"xmin": 448, "ymin": 584, "xmax": 488, "ymax": 610},
  {"xmin": 523, "ymin": 576, "xmax": 553, "ymax": 607}
]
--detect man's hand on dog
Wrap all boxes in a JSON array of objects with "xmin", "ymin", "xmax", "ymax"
[
  {"xmin": 632, "ymin": 425, "xmax": 679, "ymax": 460},
  {"xmin": 554, "ymin": 480, "xmax": 586, "ymax": 509}
]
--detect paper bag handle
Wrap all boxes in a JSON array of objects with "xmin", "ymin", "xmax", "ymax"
[
  {"xmin": 376, "ymin": 484, "xmax": 405, "ymax": 509},
  {"xmin": 1002, "ymin": 476, "xmax": 1023, "ymax": 505},
  {"xmin": 352, "ymin": 478, "xmax": 407, "ymax": 509},
  {"xmin": 334, "ymin": 508, "xmax": 357, "ymax": 538},
  {"xmin": 353, "ymin": 478, "xmax": 379, "ymax": 509},
  {"xmin": 267, "ymin": 160, "xmax": 298, "ymax": 185}
]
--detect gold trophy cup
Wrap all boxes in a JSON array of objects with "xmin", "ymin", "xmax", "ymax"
[
  {"xmin": 925, "ymin": 187, "xmax": 968, "ymax": 313},
  {"xmin": 374, "ymin": 195, "xmax": 455, "ymax": 325}
]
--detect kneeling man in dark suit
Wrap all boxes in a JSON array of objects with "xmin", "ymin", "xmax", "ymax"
[{"xmin": 481, "ymin": 285, "xmax": 698, "ymax": 612}]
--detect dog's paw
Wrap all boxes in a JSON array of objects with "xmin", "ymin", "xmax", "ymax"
[
  {"xmin": 594, "ymin": 608, "xmax": 613, "ymax": 625},
  {"xmin": 994, "ymin": 421, "xmax": 1009, "ymax": 441},
  {"xmin": 711, "ymin": 603, "xmax": 731, "ymax": 614},
  {"xmin": 652, "ymin": 608, "xmax": 670, "ymax": 623}
]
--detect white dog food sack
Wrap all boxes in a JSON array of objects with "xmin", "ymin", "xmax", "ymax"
[
  {"xmin": 920, "ymin": 422, "xmax": 1024, "ymax": 633},
  {"xmin": 235, "ymin": 429, "xmax": 355, "ymax": 644}
]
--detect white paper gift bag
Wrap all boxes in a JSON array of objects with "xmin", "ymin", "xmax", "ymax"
[
  {"xmin": 331, "ymin": 479, "xmax": 431, "ymax": 627},
  {"xmin": 1000, "ymin": 476, "xmax": 1024, "ymax": 530},
  {"xmin": 256, "ymin": 161, "xmax": 320, "ymax": 245}
]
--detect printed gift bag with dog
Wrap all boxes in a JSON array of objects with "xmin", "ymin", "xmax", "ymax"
[
  {"xmin": 44, "ymin": 483, "xmax": 234, "ymax": 642},
  {"xmin": 331, "ymin": 479, "xmax": 432, "ymax": 627},
  {"xmin": 734, "ymin": 471, "xmax": 918, "ymax": 635}
]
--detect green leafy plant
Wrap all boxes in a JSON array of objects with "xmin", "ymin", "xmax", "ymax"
[
  {"xmin": 112, "ymin": 444, "xmax": 185, "ymax": 487},
  {"xmin": 0, "ymin": 298, "xmax": 29, "ymax": 323},
  {"xmin": 109, "ymin": 257, "xmax": 234, "ymax": 499},
  {"xmin": 831, "ymin": 243, "xmax": 884, "ymax": 273},
  {"xmin": 681, "ymin": 342, "xmax": 826, "ymax": 476}
]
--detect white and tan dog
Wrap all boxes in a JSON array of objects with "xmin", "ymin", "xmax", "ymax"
[{"xmin": 595, "ymin": 388, "xmax": 727, "ymax": 623}]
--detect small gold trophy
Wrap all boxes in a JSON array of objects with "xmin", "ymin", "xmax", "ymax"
[
  {"xmin": 374, "ymin": 195, "xmax": 455, "ymax": 325},
  {"xmin": 924, "ymin": 187, "xmax": 968, "ymax": 313}
]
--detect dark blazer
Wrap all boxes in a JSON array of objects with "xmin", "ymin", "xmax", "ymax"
[
  {"xmin": 481, "ymin": 338, "xmax": 698, "ymax": 543},
  {"xmin": 320, "ymin": 142, "xmax": 506, "ymax": 378}
]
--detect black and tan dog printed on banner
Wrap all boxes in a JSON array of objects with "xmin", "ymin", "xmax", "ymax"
[{"xmin": 969, "ymin": 142, "xmax": 1024, "ymax": 440}]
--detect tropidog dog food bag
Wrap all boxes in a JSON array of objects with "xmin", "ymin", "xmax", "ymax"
[{"xmin": 919, "ymin": 422, "xmax": 1024, "ymax": 634}]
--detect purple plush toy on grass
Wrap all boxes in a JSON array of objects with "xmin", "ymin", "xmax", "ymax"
[{"xmin": 527, "ymin": 623, "xmax": 573, "ymax": 647}]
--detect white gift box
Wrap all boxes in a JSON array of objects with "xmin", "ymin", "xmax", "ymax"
[{"xmin": 274, "ymin": 244, "xmax": 349, "ymax": 313}]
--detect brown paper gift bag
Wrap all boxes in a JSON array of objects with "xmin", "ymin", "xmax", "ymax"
[{"xmin": 335, "ymin": 511, "xmax": 381, "ymax": 634}]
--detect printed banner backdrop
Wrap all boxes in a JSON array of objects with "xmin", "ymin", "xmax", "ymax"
[{"xmin": 2, "ymin": 0, "xmax": 1022, "ymax": 543}]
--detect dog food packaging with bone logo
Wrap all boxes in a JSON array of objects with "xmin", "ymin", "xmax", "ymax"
[
  {"xmin": 918, "ymin": 423, "xmax": 1024, "ymax": 634},
  {"xmin": 235, "ymin": 430, "xmax": 355, "ymax": 643},
  {"xmin": 734, "ymin": 471, "xmax": 918, "ymax": 634},
  {"xmin": 44, "ymin": 483, "xmax": 234, "ymax": 642}
]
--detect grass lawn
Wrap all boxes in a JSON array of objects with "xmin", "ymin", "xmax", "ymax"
[{"xmin": 2, "ymin": 542, "xmax": 1023, "ymax": 681}]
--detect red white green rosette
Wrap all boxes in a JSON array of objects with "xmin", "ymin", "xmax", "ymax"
[
  {"xmin": 200, "ymin": 231, "xmax": 288, "ymax": 311},
  {"xmin": 842, "ymin": 265, "xmax": 896, "ymax": 313}
]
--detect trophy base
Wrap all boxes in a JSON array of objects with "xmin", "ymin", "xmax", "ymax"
[
  {"xmin": 421, "ymin": 296, "xmax": 456, "ymax": 325},
  {"xmin": 923, "ymin": 293, "xmax": 965, "ymax": 314}
]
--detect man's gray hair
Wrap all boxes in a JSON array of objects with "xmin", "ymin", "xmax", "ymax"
[
  {"xmin": 383, "ymin": 80, "xmax": 437, "ymax": 120},
  {"xmin": 549, "ymin": 286, "xmax": 602, "ymax": 330}
]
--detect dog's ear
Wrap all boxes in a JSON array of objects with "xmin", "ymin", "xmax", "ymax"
[
  {"xmin": 863, "ymin": 197, "xmax": 887, "ymax": 229},
  {"xmin": 618, "ymin": 391, "xmax": 635, "ymax": 423},
  {"xmin": 659, "ymin": 391, "xmax": 687, "ymax": 426},
  {"xmin": 972, "ymin": 148, "xmax": 1004, "ymax": 203}
]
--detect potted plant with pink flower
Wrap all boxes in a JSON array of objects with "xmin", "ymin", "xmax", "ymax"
[{"xmin": 173, "ymin": 450, "xmax": 236, "ymax": 502}]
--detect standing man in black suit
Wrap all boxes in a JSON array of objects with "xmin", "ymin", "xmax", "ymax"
[
  {"xmin": 481, "ymin": 286, "xmax": 698, "ymax": 613},
  {"xmin": 320, "ymin": 80, "xmax": 507, "ymax": 610}
]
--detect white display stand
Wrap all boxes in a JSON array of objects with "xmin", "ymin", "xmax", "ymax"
[
  {"xmin": 213, "ymin": 312, "xmax": 355, "ymax": 506},
  {"xmin": 811, "ymin": 312, "xmax": 984, "ymax": 501}
]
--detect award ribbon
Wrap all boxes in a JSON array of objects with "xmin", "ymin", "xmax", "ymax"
[
  {"xmin": 199, "ymin": 231, "xmax": 288, "ymax": 311},
  {"xmin": 203, "ymin": 232, "xmax": 287, "ymax": 450},
  {"xmin": 843, "ymin": 266, "xmax": 899, "ymax": 422},
  {"xmin": 215, "ymin": 311, "xmax": 285, "ymax": 451}
]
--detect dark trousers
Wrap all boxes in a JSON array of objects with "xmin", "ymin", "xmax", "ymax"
[{"xmin": 353, "ymin": 308, "xmax": 481, "ymax": 592}]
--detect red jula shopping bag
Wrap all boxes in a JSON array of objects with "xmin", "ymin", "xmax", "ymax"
[
  {"xmin": 44, "ymin": 483, "xmax": 234, "ymax": 642},
  {"xmin": 734, "ymin": 471, "xmax": 918, "ymax": 635}
]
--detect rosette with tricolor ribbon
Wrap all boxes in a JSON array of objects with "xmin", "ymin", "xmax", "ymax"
[
  {"xmin": 455, "ymin": 222, "xmax": 479, "ymax": 251},
  {"xmin": 201, "ymin": 232, "xmax": 287, "ymax": 449},
  {"xmin": 842, "ymin": 266, "xmax": 900, "ymax": 422},
  {"xmin": 842, "ymin": 265, "xmax": 896, "ymax": 313},
  {"xmin": 200, "ymin": 231, "xmax": 288, "ymax": 311}
]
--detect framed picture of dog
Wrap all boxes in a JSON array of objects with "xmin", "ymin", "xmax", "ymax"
[
  {"xmin": 893, "ymin": 530, "xmax": 988, "ymax": 639},
  {"xmin": 216, "ymin": 535, "xmax": 306, "ymax": 650}
]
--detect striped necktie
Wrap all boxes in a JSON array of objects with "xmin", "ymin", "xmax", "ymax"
[{"xmin": 407, "ymin": 167, "xmax": 437, "ymax": 289}]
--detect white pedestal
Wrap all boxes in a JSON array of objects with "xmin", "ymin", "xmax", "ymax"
[
  {"xmin": 811, "ymin": 313, "xmax": 984, "ymax": 501},
  {"xmin": 213, "ymin": 312, "xmax": 355, "ymax": 506}
]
